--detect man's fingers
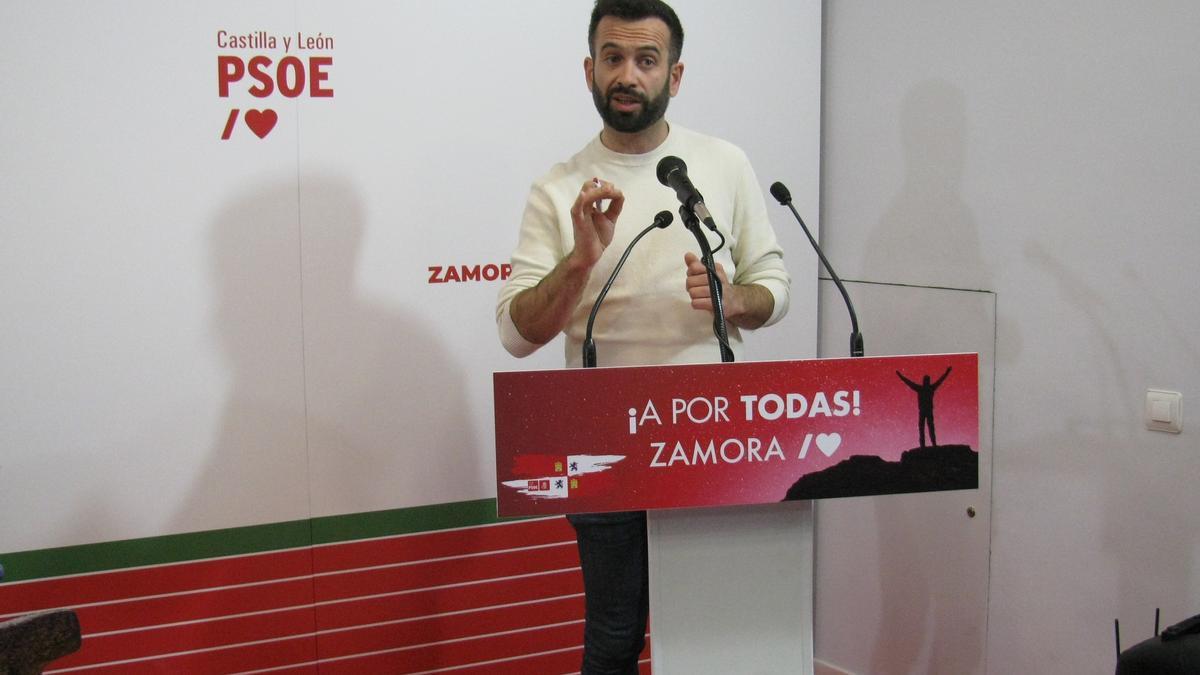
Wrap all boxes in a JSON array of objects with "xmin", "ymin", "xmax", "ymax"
[
  {"xmin": 571, "ymin": 189, "xmax": 593, "ymax": 222},
  {"xmin": 602, "ymin": 188, "xmax": 624, "ymax": 222},
  {"xmin": 684, "ymin": 256, "xmax": 727, "ymax": 281},
  {"xmin": 571, "ymin": 179, "xmax": 623, "ymax": 231},
  {"xmin": 685, "ymin": 273, "xmax": 710, "ymax": 291},
  {"xmin": 578, "ymin": 178, "xmax": 618, "ymax": 207},
  {"xmin": 683, "ymin": 253, "xmax": 736, "ymax": 316}
]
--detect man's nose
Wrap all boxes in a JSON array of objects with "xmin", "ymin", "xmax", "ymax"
[{"xmin": 614, "ymin": 60, "xmax": 640, "ymax": 88}]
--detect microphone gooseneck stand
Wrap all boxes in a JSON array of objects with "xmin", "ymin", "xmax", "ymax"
[
  {"xmin": 770, "ymin": 181, "xmax": 864, "ymax": 358},
  {"xmin": 583, "ymin": 210, "xmax": 674, "ymax": 368},
  {"xmin": 655, "ymin": 155, "xmax": 734, "ymax": 363},
  {"xmin": 679, "ymin": 205, "xmax": 735, "ymax": 363}
]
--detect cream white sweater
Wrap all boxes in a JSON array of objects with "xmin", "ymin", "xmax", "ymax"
[{"xmin": 497, "ymin": 125, "xmax": 790, "ymax": 368}]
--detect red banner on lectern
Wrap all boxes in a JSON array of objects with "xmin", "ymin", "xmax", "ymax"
[{"xmin": 493, "ymin": 353, "xmax": 978, "ymax": 517}]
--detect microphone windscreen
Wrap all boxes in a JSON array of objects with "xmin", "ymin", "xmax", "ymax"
[
  {"xmin": 653, "ymin": 210, "xmax": 674, "ymax": 228},
  {"xmin": 769, "ymin": 181, "xmax": 792, "ymax": 205},
  {"xmin": 656, "ymin": 155, "xmax": 687, "ymax": 186}
]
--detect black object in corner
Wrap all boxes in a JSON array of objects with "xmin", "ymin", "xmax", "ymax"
[{"xmin": 1116, "ymin": 613, "xmax": 1200, "ymax": 675}]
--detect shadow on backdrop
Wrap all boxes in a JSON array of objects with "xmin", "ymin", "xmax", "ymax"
[
  {"xmin": 176, "ymin": 174, "xmax": 477, "ymax": 535},
  {"xmin": 860, "ymin": 80, "xmax": 987, "ymax": 675}
]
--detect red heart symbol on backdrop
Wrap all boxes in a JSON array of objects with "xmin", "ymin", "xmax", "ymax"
[{"xmin": 244, "ymin": 109, "xmax": 278, "ymax": 139}]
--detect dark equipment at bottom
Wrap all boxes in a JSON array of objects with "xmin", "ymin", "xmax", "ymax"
[
  {"xmin": 0, "ymin": 610, "xmax": 82, "ymax": 675},
  {"xmin": 1117, "ymin": 612, "xmax": 1200, "ymax": 675}
]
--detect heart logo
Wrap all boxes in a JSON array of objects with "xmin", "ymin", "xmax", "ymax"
[
  {"xmin": 244, "ymin": 109, "xmax": 278, "ymax": 139},
  {"xmin": 816, "ymin": 433, "xmax": 842, "ymax": 457}
]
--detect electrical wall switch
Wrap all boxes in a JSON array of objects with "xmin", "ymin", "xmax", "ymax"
[{"xmin": 1145, "ymin": 389, "xmax": 1182, "ymax": 434}]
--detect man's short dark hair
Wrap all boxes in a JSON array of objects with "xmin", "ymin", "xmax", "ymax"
[{"xmin": 589, "ymin": 0, "xmax": 684, "ymax": 64}]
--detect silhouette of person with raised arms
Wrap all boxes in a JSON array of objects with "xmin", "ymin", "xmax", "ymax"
[{"xmin": 896, "ymin": 366, "xmax": 952, "ymax": 447}]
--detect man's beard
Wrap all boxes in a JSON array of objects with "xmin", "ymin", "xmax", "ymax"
[{"xmin": 591, "ymin": 77, "xmax": 671, "ymax": 134}]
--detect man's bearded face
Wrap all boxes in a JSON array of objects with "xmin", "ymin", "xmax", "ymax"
[{"xmin": 591, "ymin": 74, "xmax": 672, "ymax": 134}]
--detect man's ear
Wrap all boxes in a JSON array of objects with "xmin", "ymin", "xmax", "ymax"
[
  {"xmin": 584, "ymin": 56, "xmax": 595, "ymax": 92},
  {"xmin": 669, "ymin": 60, "xmax": 685, "ymax": 97}
]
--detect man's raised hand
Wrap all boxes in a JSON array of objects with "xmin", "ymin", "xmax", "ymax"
[{"xmin": 567, "ymin": 178, "xmax": 624, "ymax": 270}]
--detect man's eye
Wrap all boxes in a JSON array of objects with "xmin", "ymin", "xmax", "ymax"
[{"xmin": 640, "ymin": 58, "xmax": 656, "ymax": 68}]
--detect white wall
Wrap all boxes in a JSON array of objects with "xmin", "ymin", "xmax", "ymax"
[{"xmin": 820, "ymin": 1, "xmax": 1200, "ymax": 672}]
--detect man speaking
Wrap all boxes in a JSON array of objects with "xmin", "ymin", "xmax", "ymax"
[{"xmin": 496, "ymin": 1, "xmax": 791, "ymax": 672}]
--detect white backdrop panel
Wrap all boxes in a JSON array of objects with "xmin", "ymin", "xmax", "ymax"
[
  {"xmin": 0, "ymin": 0, "xmax": 820, "ymax": 548},
  {"xmin": 0, "ymin": 3, "xmax": 310, "ymax": 549}
]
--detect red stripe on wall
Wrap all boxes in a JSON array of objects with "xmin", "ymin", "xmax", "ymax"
[
  {"xmin": 71, "ymin": 576, "xmax": 316, "ymax": 634},
  {"xmin": 431, "ymin": 646, "xmax": 585, "ymax": 675},
  {"xmin": 316, "ymin": 567, "xmax": 582, "ymax": 630},
  {"xmin": 0, "ymin": 548, "xmax": 315, "ymax": 617},
  {"xmin": 424, "ymin": 642, "xmax": 651, "ymax": 675},
  {"xmin": 2, "ymin": 519, "xmax": 573, "ymax": 618},
  {"xmin": 314, "ymin": 621, "xmax": 584, "ymax": 674},
  {"xmin": 312, "ymin": 517, "xmax": 575, "ymax": 573},
  {"xmin": 13, "ymin": 516, "xmax": 616, "ymax": 674},
  {"xmin": 236, "ymin": 665, "xmax": 320, "ymax": 675},
  {"xmin": 51, "ymin": 606, "xmax": 317, "ymax": 669},
  {"xmin": 313, "ymin": 541, "xmax": 579, "ymax": 602},
  {"xmin": 316, "ymin": 595, "xmax": 585, "ymax": 659},
  {"xmin": 46, "ymin": 635, "xmax": 317, "ymax": 674}
]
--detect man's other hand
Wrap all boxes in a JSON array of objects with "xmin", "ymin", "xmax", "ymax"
[{"xmin": 683, "ymin": 252, "xmax": 774, "ymax": 329}]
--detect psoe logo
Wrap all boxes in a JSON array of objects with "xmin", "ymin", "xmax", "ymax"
[
  {"xmin": 216, "ymin": 30, "xmax": 335, "ymax": 140},
  {"xmin": 427, "ymin": 263, "xmax": 512, "ymax": 284}
]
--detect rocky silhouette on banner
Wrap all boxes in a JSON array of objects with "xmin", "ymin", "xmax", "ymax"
[{"xmin": 782, "ymin": 365, "xmax": 975, "ymax": 501}]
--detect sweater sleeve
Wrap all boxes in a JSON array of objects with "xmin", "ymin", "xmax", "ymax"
[
  {"xmin": 729, "ymin": 151, "xmax": 790, "ymax": 327},
  {"xmin": 495, "ymin": 182, "xmax": 566, "ymax": 357}
]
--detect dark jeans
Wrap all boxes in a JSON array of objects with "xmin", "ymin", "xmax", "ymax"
[{"xmin": 567, "ymin": 511, "xmax": 648, "ymax": 675}]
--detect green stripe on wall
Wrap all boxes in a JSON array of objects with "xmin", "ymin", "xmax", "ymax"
[
  {"xmin": 310, "ymin": 498, "xmax": 509, "ymax": 545},
  {"xmin": 0, "ymin": 519, "xmax": 312, "ymax": 584},
  {"xmin": 0, "ymin": 499, "xmax": 505, "ymax": 584}
]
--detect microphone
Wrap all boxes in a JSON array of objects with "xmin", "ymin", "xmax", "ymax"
[
  {"xmin": 656, "ymin": 156, "xmax": 732, "ymax": 362},
  {"xmin": 656, "ymin": 156, "xmax": 716, "ymax": 230},
  {"xmin": 582, "ymin": 210, "xmax": 674, "ymax": 367},
  {"xmin": 770, "ymin": 181, "xmax": 864, "ymax": 357}
]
